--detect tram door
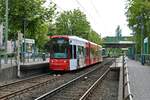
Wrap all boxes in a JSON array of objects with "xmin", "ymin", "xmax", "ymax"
[{"xmin": 69, "ymin": 45, "xmax": 77, "ymax": 70}]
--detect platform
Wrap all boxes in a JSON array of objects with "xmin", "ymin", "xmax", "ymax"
[
  {"xmin": 127, "ymin": 59, "xmax": 150, "ymax": 100},
  {"xmin": 0, "ymin": 58, "xmax": 49, "ymax": 69},
  {"xmin": 20, "ymin": 61, "xmax": 48, "ymax": 70},
  {"xmin": 0, "ymin": 59, "xmax": 49, "ymax": 81},
  {"xmin": 110, "ymin": 57, "xmax": 122, "ymax": 70}
]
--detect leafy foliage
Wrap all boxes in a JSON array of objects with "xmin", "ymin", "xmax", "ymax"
[
  {"xmin": 88, "ymin": 30, "xmax": 102, "ymax": 45},
  {"xmin": 55, "ymin": 9, "xmax": 90, "ymax": 37},
  {"xmin": 126, "ymin": 0, "xmax": 150, "ymax": 53},
  {"xmin": 51, "ymin": 9, "xmax": 101, "ymax": 44},
  {"xmin": 0, "ymin": 1, "xmax": 101, "ymax": 50},
  {"xmin": 0, "ymin": 0, "xmax": 56, "ymax": 49}
]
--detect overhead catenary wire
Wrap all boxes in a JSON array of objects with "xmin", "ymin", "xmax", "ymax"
[
  {"xmin": 74, "ymin": 0, "xmax": 98, "ymax": 25},
  {"xmin": 51, "ymin": 0, "xmax": 65, "ymax": 12},
  {"xmin": 89, "ymin": 0, "xmax": 107, "ymax": 35},
  {"xmin": 52, "ymin": 0, "xmax": 104, "ymax": 36},
  {"xmin": 74, "ymin": 0, "xmax": 106, "ymax": 36},
  {"xmin": 90, "ymin": 0, "xmax": 101, "ymax": 18}
]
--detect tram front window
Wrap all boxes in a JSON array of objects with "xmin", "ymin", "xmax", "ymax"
[{"xmin": 50, "ymin": 38, "xmax": 69, "ymax": 59}]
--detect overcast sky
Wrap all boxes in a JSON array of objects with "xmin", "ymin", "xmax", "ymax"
[{"xmin": 45, "ymin": 0, "xmax": 132, "ymax": 37}]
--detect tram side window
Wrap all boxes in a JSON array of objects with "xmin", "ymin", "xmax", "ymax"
[
  {"xmin": 74, "ymin": 45, "xmax": 76, "ymax": 59},
  {"xmin": 82, "ymin": 47, "xmax": 85, "ymax": 57},
  {"xmin": 70, "ymin": 45, "xmax": 77, "ymax": 59},
  {"xmin": 70, "ymin": 45, "xmax": 73, "ymax": 59},
  {"xmin": 99, "ymin": 49, "xmax": 102, "ymax": 56},
  {"xmin": 90, "ymin": 47, "xmax": 94, "ymax": 57}
]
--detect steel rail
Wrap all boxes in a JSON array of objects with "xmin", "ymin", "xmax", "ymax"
[
  {"xmin": 0, "ymin": 74, "xmax": 55, "ymax": 100},
  {"xmin": 79, "ymin": 68, "xmax": 110, "ymax": 100},
  {"xmin": 0, "ymin": 73, "xmax": 49, "ymax": 89},
  {"xmin": 35, "ymin": 61, "xmax": 112, "ymax": 100},
  {"xmin": 0, "ymin": 60, "xmax": 112, "ymax": 100},
  {"xmin": 125, "ymin": 67, "xmax": 133, "ymax": 100}
]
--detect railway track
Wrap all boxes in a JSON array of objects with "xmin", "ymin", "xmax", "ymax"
[
  {"xmin": 35, "ymin": 62, "xmax": 111, "ymax": 100},
  {"xmin": 0, "ymin": 73, "xmax": 59, "ymax": 100},
  {"xmin": 0, "ymin": 59, "xmax": 113, "ymax": 100},
  {"xmin": 86, "ymin": 70, "xmax": 119, "ymax": 100}
]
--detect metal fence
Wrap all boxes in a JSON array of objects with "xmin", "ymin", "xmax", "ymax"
[
  {"xmin": 135, "ymin": 54, "xmax": 150, "ymax": 65},
  {"xmin": 0, "ymin": 52, "xmax": 50, "ymax": 69},
  {"xmin": 0, "ymin": 53, "xmax": 17, "ymax": 68},
  {"xmin": 20, "ymin": 52, "xmax": 50, "ymax": 64},
  {"xmin": 122, "ymin": 55, "xmax": 133, "ymax": 100}
]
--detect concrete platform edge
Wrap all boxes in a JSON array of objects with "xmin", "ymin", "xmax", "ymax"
[
  {"xmin": 118, "ymin": 66, "xmax": 123, "ymax": 100},
  {"xmin": 0, "ymin": 62, "xmax": 49, "ymax": 81}
]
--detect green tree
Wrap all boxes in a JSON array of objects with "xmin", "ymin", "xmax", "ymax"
[
  {"xmin": 53, "ymin": 9, "xmax": 102, "ymax": 44},
  {"xmin": 0, "ymin": 0, "xmax": 56, "ymax": 49},
  {"xmin": 126, "ymin": 0, "xmax": 150, "ymax": 53},
  {"xmin": 88, "ymin": 30, "xmax": 102, "ymax": 45},
  {"xmin": 54, "ymin": 9, "xmax": 91, "ymax": 39}
]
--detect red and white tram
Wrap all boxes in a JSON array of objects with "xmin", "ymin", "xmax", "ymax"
[{"xmin": 49, "ymin": 35, "xmax": 103, "ymax": 71}]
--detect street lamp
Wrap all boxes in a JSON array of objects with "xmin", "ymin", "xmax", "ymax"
[{"xmin": 136, "ymin": 15, "xmax": 144, "ymax": 65}]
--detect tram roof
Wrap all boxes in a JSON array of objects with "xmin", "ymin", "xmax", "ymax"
[
  {"xmin": 69, "ymin": 36, "xmax": 88, "ymax": 42},
  {"xmin": 69, "ymin": 36, "xmax": 101, "ymax": 47},
  {"xmin": 50, "ymin": 35, "xmax": 101, "ymax": 47}
]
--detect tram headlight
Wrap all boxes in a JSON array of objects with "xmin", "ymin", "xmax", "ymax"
[{"xmin": 64, "ymin": 60, "xmax": 67, "ymax": 63}]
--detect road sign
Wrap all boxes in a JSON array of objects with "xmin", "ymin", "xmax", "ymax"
[
  {"xmin": 22, "ymin": 38, "xmax": 35, "ymax": 44},
  {"xmin": 144, "ymin": 37, "xmax": 148, "ymax": 43},
  {"xmin": 144, "ymin": 37, "xmax": 148, "ymax": 54}
]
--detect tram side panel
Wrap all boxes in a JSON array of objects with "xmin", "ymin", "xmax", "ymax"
[
  {"xmin": 89, "ymin": 43, "xmax": 95, "ymax": 64},
  {"xmin": 85, "ymin": 42, "xmax": 90, "ymax": 66},
  {"xmin": 49, "ymin": 35, "xmax": 103, "ymax": 71}
]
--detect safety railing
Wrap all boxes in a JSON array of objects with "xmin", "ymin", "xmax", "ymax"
[
  {"xmin": 122, "ymin": 55, "xmax": 133, "ymax": 100},
  {"xmin": 0, "ymin": 52, "xmax": 50, "ymax": 69},
  {"xmin": 143, "ymin": 54, "xmax": 150, "ymax": 65},
  {"xmin": 135, "ymin": 54, "xmax": 150, "ymax": 65},
  {"xmin": 0, "ymin": 52, "xmax": 17, "ymax": 69},
  {"xmin": 20, "ymin": 52, "xmax": 50, "ymax": 64},
  {"xmin": 135, "ymin": 54, "xmax": 141, "ymax": 62}
]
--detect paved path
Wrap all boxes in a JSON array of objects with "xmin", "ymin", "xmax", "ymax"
[{"xmin": 127, "ymin": 59, "xmax": 150, "ymax": 100}]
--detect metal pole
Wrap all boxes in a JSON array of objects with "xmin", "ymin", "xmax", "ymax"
[
  {"xmin": 4, "ymin": 0, "xmax": 8, "ymax": 64},
  {"xmin": 147, "ymin": 38, "xmax": 148, "ymax": 54},
  {"xmin": 0, "ymin": 55, "xmax": 1, "ymax": 71},
  {"xmin": 23, "ymin": 19, "xmax": 26, "ymax": 63},
  {"xmin": 17, "ymin": 31, "xmax": 21, "ymax": 78},
  {"xmin": 135, "ymin": 33, "xmax": 136, "ymax": 60},
  {"xmin": 141, "ymin": 15, "xmax": 144, "ymax": 65}
]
